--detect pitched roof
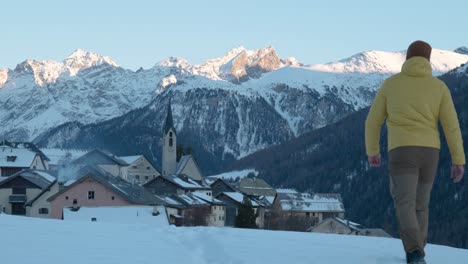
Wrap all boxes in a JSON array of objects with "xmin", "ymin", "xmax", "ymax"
[
  {"xmin": 0, "ymin": 169, "xmax": 56, "ymax": 190},
  {"xmin": 145, "ymin": 174, "xmax": 210, "ymax": 190},
  {"xmin": 175, "ymin": 155, "xmax": 191, "ymax": 175},
  {"xmin": 25, "ymin": 181, "xmax": 58, "ymax": 207},
  {"xmin": 73, "ymin": 149, "xmax": 129, "ymax": 166},
  {"xmin": 277, "ymin": 192, "xmax": 345, "ymax": 213},
  {"xmin": 47, "ymin": 165, "xmax": 162, "ymax": 205},
  {"xmin": 217, "ymin": 192, "xmax": 260, "ymax": 207},
  {"xmin": 208, "ymin": 178, "xmax": 236, "ymax": 191},
  {"xmin": 163, "ymin": 101, "xmax": 176, "ymax": 135},
  {"xmin": 0, "ymin": 145, "xmax": 37, "ymax": 168},
  {"xmin": 118, "ymin": 155, "xmax": 143, "ymax": 165},
  {"xmin": 192, "ymin": 192, "xmax": 225, "ymax": 205},
  {"xmin": 172, "ymin": 193, "xmax": 209, "ymax": 207},
  {"xmin": 238, "ymin": 177, "xmax": 277, "ymax": 196},
  {"xmin": 307, "ymin": 217, "xmax": 361, "ymax": 232},
  {"xmin": 40, "ymin": 148, "xmax": 89, "ymax": 166}
]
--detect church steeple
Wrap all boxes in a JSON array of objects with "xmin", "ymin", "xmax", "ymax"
[
  {"xmin": 163, "ymin": 100, "xmax": 176, "ymax": 135},
  {"xmin": 162, "ymin": 100, "xmax": 177, "ymax": 176}
]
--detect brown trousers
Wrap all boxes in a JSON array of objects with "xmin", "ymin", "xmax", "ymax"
[{"xmin": 388, "ymin": 146, "xmax": 439, "ymax": 254}]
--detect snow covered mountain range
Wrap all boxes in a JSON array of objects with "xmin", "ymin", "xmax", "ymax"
[{"xmin": 1, "ymin": 46, "xmax": 468, "ymax": 170}]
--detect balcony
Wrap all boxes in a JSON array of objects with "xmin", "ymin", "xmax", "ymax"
[{"xmin": 9, "ymin": 194, "xmax": 27, "ymax": 203}]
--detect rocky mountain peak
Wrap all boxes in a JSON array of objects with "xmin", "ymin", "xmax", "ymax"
[
  {"xmin": 0, "ymin": 69, "xmax": 8, "ymax": 88},
  {"xmin": 64, "ymin": 49, "xmax": 119, "ymax": 75},
  {"xmin": 155, "ymin": 56, "xmax": 191, "ymax": 69}
]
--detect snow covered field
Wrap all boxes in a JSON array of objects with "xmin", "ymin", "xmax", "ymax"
[{"xmin": 1, "ymin": 214, "xmax": 467, "ymax": 264}]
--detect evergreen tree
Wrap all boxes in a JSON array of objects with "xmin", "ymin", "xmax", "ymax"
[{"xmin": 235, "ymin": 196, "xmax": 257, "ymax": 228}]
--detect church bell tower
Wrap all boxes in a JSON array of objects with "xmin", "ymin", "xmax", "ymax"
[{"xmin": 162, "ymin": 100, "xmax": 177, "ymax": 176}]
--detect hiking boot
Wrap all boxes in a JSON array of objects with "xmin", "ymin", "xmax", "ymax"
[{"xmin": 406, "ymin": 249, "xmax": 426, "ymax": 264}]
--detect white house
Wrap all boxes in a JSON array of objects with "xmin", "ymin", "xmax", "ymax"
[
  {"xmin": 0, "ymin": 143, "xmax": 49, "ymax": 177},
  {"xmin": 118, "ymin": 155, "xmax": 161, "ymax": 185}
]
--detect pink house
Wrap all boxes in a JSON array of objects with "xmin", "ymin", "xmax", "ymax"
[{"xmin": 47, "ymin": 166, "xmax": 162, "ymax": 219}]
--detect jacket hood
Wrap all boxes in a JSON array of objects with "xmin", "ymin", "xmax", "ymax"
[{"xmin": 401, "ymin": 56, "xmax": 432, "ymax": 77}]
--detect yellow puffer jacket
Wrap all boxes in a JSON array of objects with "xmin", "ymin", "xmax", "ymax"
[{"xmin": 365, "ymin": 56, "xmax": 465, "ymax": 164}]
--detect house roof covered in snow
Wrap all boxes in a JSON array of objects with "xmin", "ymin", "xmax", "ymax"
[
  {"xmin": 0, "ymin": 145, "xmax": 38, "ymax": 168},
  {"xmin": 118, "ymin": 155, "xmax": 143, "ymax": 165},
  {"xmin": 145, "ymin": 174, "xmax": 210, "ymax": 190},
  {"xmin": 173, "ymin": 193, "xmax": 209, "ymax": 207},
  {"xmin": 40, "ymin": 148, "xmax": 89, "ymax": 166},
  {"xmin": 154, "ymin": 194, "xmax": 186, "ymax": 209},
  {"xmin": 217, "ymin": 192, "xmax": 261, "ymax": 207},
  {"xmin": 0, "ymin": 169, "xmax": 56, "ymax": 190},
  {"xmin": 277, "ymin": 192, "xmax": 345, "ymax": 213},
  {"xmin": 72, "ymin": 149, "xmax": 129, "ymax": 167},
  {"xmin": 192, "ymin": 192, "xmax": 225, "ymax": 205},
  {"xmin": 47, "ymin": 165, "xmax": 163, "ymax": 205},
  {"xmin": 238, "ymin": 177, "xmax": 276, "ymax": 196}
]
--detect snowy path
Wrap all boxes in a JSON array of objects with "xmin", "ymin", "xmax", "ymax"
[{"xmin": 0, "ymin": 214, "xmax": 467, "ymax": 264}]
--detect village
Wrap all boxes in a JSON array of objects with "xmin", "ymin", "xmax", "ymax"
[{"xmin": 0, "ymin": 102, "xmax": 390, "ymax": 238}]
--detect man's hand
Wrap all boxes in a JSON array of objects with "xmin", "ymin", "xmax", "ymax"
[
  {"xmin": 368, "ymin": 154, "xmax": 381, "ymax": 167},
  {"xmin": 451, "ymin": 164, "xmax": 465, "ymax": 183}
]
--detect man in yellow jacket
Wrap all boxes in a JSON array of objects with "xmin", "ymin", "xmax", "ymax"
[{"xmin": 365, "ymin": 40, "xmax": 465, "ymax": 264}]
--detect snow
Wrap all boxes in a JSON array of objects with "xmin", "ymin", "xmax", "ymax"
[
  {"xmin": 63, "ymin": 206, "xmax": 168, "ymax": 226},
  {"xmin": 279, "ymin": 193, "xmax": 345, "ymax": 212},
  {"xmin": 0, "ymin": 68, "xmax": 8, "ymax": 88},
  {"xmin": 193, "ymin": 192, "xmax": 223, "ymax": 204},
  {"xmin": 1, "ymin": 214, "xmax": 467, "ymax": 264},
  {"xmin": 118, "ymin": 155, "xmax": 142, "ymax": 165},
  {"xmin": 0, "ymin": 145, "xmax": 36, "ymax": 168},
  {"xmin": 40, "ymin": 148, "xmax": 88, "ymax": 166},
  {"xmin": 208, "ymin": 169, "xmax": 258, "ymax": 180},
  {"xmin": 222, "ymin": 192, "xmax": 260, "ymax": 206},
  {"xmin": 33, "ymin": 170, "xmax": 56, "ymax": 183},
  {"xmin": 1, "ymin": 46, "xmax": 467, "ymax": 143},
  {"xmin": 64, "ymin": 179, "xmax": 76, "ymax": 186},
  {"xmin": 308, "ymin": 49, "xmax": 468, "ymax": 75},
  {"xmin": 276, "ymin": 188, "xmax": 299, "ymax": 194}
]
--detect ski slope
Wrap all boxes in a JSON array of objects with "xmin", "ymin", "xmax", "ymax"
[{"xmin": 1, "ymin": 214, "xmax": 467, "ymax": 264}]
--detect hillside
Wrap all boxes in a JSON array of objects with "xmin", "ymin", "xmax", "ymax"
[
  {"xmin": 229, "ymin": 63, "xmax": 468, "ymax": 248},
  {"xmin": 1, "ymin": 214, "xmax": 467, "ymax": 264}
]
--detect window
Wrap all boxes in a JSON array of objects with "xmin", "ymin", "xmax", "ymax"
[
  {"xmin": 12, "ymin": 188, "xmax": 26, "ymax": 194},
  {"xmin": 88, "ymin": 191, "xmax": 95, "ymax": 200},
  {"xmin": 91, "ymin": 218, "xmax": 97, "ymax": 222},
  {"xmin": 33, "ymin": 166, "xmax": 36, "ymax": 169},
  {"xmin": 132, "ymin": 166, "xmax": 137, "ymax": 169},
  {"xmin": 65, "ymin": 196, "xmax": 69, "ymax": 200},
  {"xmin": 6, "ymin": 156, "xmax": 17, "ymax": 162},
  {"xmin": 135, "ymin": 175, "xmax": 140, "ymax": 180},
  {"xmin": 306, "ymin": 212, "xmax": 310, "ymax": 217},
  {"xmin": 111, "ymin": 196, "xmax": 115, "ymax": 200},
  {"xmin": 219, "ymin": 216, "xmax": 221, "ymax": 220},
  {"xmin": 73, "ymin": 199, "xmax": 77, "ymax": 205},
  {"xmin": 169, "ymin": 137, "xmax": 173, "ymax": 147},
  {"xmin": 38, "ymin": 208, "xmax": 49, "ymax": 215},
  {"xmin": 214, "ymin": 206, "xmax": 216, "ymax": 210},
  {"xmin": 146, "ymin": 166, "xmax": 150, "ymax": 170},
  {"xmin": 145, "ymin": 176, "xmax": 149, "ymax": 180}
]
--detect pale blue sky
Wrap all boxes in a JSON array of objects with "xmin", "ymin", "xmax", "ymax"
[{"xmin": 1, "ymin": 0, "xmax": 467, "ymax": 70}]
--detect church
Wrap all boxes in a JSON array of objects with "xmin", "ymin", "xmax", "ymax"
[{"xmin": 161, "ymin": 101, "xmax": 203, "ymax": 181}]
